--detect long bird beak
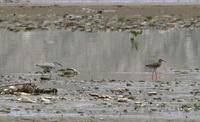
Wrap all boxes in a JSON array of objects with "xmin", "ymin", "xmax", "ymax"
[{"xmin": 162, "ymin": 59, "xmax": 167, "ymax": 62}]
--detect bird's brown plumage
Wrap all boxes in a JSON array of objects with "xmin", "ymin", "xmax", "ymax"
[
  {"xmin": 145, "ymin": 62, "xmax": 161, "ymax": 69},
  {"xmin": 145, "ymin": 59, "xmax": 166, "ymax": 81},
  {"xmin": 145, "ymin": 59, "xmax": 165, "ymax": 69}
]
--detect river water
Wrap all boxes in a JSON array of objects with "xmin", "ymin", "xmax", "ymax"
[{"xmin": 0, "ymin": 29, "xmax": 199, "ymax": 80}]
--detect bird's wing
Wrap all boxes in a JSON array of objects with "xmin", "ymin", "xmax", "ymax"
[
  {"xmin": 145, "ymin": 62, "xmax": 160, "ymax": 68},
  {"xmin": 53, "ymin": 62, "xmax": 63, "ymax": 67},
  {"xmin": 35, "ymin": 63, "xmax": 55, "ymax": 69}
]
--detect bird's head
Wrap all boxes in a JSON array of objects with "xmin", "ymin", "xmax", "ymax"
[
  {"xmin": 53, "ymin": 62, "xmax": 63, "ymax": 67},
  {"xmin": 158, "ymin": 59, "xmax": 167, "ymax": 63}
]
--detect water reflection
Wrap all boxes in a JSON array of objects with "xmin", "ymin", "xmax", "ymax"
[{"xmin": 0, "ymin": 29, "xmax": 199, "ymax": 80}]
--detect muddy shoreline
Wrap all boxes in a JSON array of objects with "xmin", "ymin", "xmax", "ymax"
[
  {"xmin": 0, "ymin": 72, "xmax": 200, "ymax": 122},
  {"xmin": 0, "ymin": 115, "xmax": 199, "ymax": 122},
  {"xmin": 0, "ymin": 4, "xmax": 200, "ymax": 122},
  {"xmin": 1, "ymin": 5, "xmax": 200, "ymax": 32}
]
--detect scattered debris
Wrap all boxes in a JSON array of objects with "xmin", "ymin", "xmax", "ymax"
[
  {"xmin": 138, "ymin": 80, "xmax": 145, "ymax": 82},
  {"xmin": 134, "ymin": 101, "xmax": 146, "ymax": 108},
  {"xmin": 194, "ymin": 103, "xmax": 200, "ymax": 111},
  {"xmin": 88, "ymin": 93, "xmax": 111, "ymax": 100},
  {"xmin": 147, "ymin": 91, "xmax": 158, "ymax": 96},
  {"xmin": 0, "ymin": 83, "xmax": 57, "ymax": 95},
  {"xmin": 126, "ymin": 83, "xmax": 132, "ymax": 86},
  {"xmin": 2, "ymin": 12, "xmax": 200, "ymax": 32},
  {"xmin": 180, "ymin": 104, "xmax": 193, "ymax": 112},
  {"xmin": 40, "ymin": 76, "xmax": 51, "ymax": 81},
  {"xmin": 111, "ymin": 88, "xmax": 129, "ymax": 95},
  {"xmin": 190, "ymin": 89, "xmax": 200, "ymax": 95},
  {"xmin": 39, "ymin": 96, "xmax": 52, "ymax": 104},
  {"xmin": 0, "ymin": 107, "xmax": 11, "ymax": 113},
  {"xmin": 117, "ymin": 97, "xmax": 130, "ymax": 103},
  {"xmin": 17, "ymin": 96, "xmax": 36, "ymax": 103}
]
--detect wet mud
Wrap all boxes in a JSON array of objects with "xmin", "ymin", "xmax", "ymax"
[{"xmin": 0, "ymin": 3, "xmax": 200, "ymax": 122}]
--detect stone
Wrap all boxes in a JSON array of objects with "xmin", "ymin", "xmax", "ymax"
[
  {"xmin": 117, "ymin": 98, "xmax": 129, "ymax": 102},
  {"xmin": 147, "ymin": 91, "xmax": 157, "ymax": 96}
]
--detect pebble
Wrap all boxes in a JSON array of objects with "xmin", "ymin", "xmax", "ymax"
[
  {"xmin": 117, "ymin": 98, "xmax": 130, "ymax": 102},
  {"xmin": 0, "ymin": 108, "xmax": 11, "ymax": 113},
  {"xmin": 39, "ymin": 97, "xmax": 52, "ymax": 104},
  {"xmin": 17, "ymin": 96, "xmax": 36, "ymax": 103},
  {"xmin": 147, "ymin": 91, "xmax": 157, "ymax": 96}
]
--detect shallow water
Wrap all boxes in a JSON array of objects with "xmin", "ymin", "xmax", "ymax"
[{"xmin": 0, "ymin": 29, "xmax": 200, "ymax": 79}]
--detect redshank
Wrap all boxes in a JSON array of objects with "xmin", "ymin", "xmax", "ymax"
[{"xmin": 145, "ymin": 59, "xmax": 166, "ymax": 81}]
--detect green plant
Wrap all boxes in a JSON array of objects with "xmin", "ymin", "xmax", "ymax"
[{"xmin": 130, "ymin": 30, "xmax": 143, "ymax": 50}]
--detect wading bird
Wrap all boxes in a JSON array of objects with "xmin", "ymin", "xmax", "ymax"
[
  {"xmin": 56, "ymin": 68, "xmax": 79, "ymax": 78},
  {"xmin": 145, "ymin": 59, "xmax": 166, "ymax": 81},
  {"xmin": 35, "ymin": 62, "xmax": 63, "ymax": 79}
]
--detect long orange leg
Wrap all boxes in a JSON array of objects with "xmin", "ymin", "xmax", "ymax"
[
  {"xmin": 155, "ymin": 70, "xmax": 157, "ymax": 81},
  {"xmin": 152, "ymin": 70, "xmax": 154, "ymax": 81},
  {"xmin": 152, "ymin": 69, "xmax": 156, "ymax": 81}
]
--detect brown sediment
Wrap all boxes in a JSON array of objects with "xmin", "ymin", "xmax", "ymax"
[
  {"xmin": 0, "ymin": 4, "xmax": 200, "ymax": 32},
  {"xmin": 1, "ymin": 4, "xmax": 200, "ymax": 19}
]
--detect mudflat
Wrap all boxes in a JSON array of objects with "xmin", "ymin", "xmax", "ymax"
[{"xmin": 0, "ymin": 4, "xmax": 200, "ymax": 122}]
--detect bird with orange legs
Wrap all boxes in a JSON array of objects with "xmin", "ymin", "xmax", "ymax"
[{"xmin": 145, "ymin": 59, "xmax": 166, "ymax": 81}]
